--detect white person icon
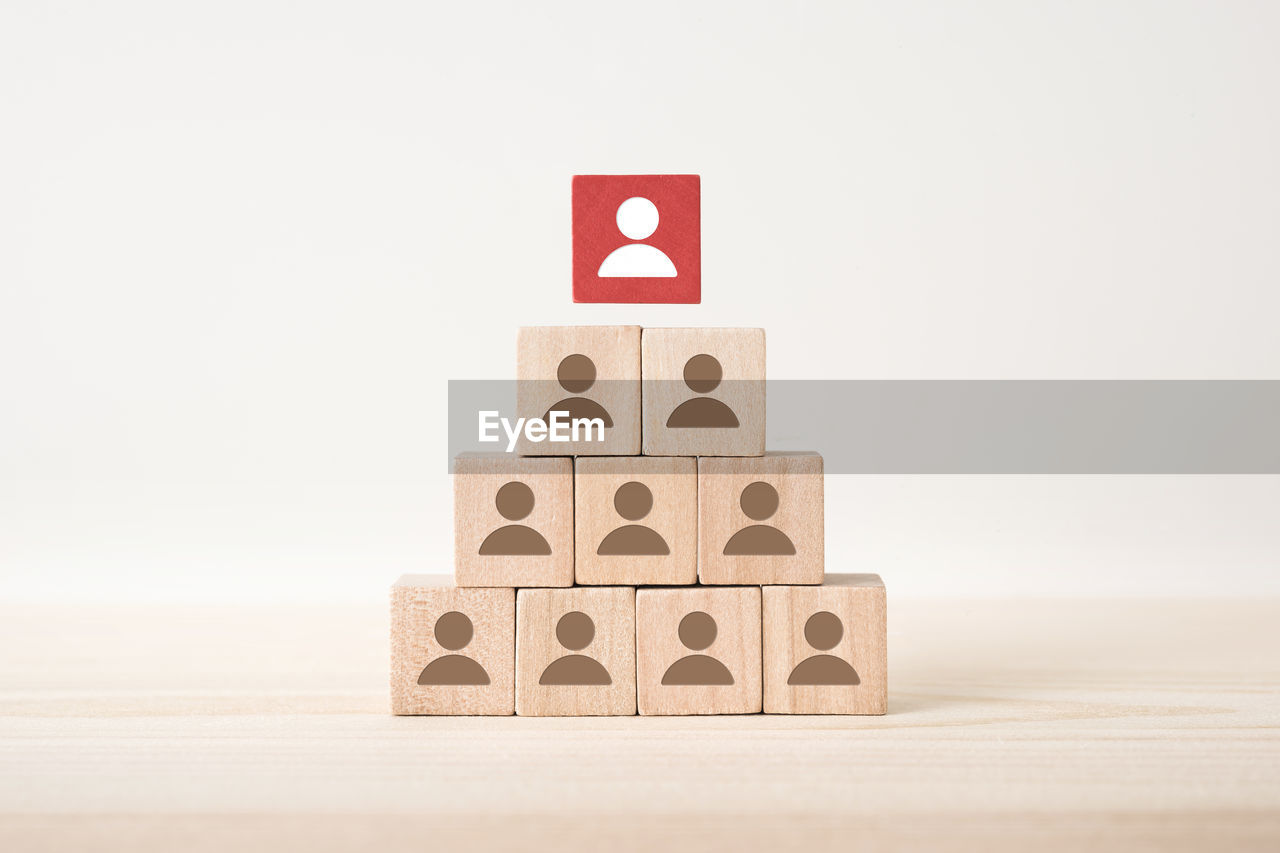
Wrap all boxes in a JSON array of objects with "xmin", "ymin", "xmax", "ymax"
[{"xmin": 596, "ymin": 197, "xmax": 677, "ymax": 278}]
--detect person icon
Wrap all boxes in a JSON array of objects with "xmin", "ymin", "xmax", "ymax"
[
  {"xmin": 543, "ymin": 353, "xmax": 613, "ymax": 427},
  {"xmin": 538, "ymin": 611, "xmax": 613, "ymax": 685},
  {"xmin": 596, "ymin": 481, "xmax": 670, "ymax": 556},
  {"xmin": 596, "ymin": 196, "xmax": 677, "ymax": 278},
  {"xmin": 417, "ymin": 611, "xmax": 491, "ymax": 685},
  {"xmin": 787, "ymin": 611, "xmax": 860, "ymax": 685},
  {"xmin": 478, "ymin": 481, "xmax": 552, "ymax": 555},
  {"xmin": 722, "ymin": 481, "xmax": 796, "ymax": 555},
  {"xmin": 660, "ymin": 611, "xmax": 735, "ymax": 685},
  {"xmin": 665, "ymin": 354, "xmax": 740, "ymax": 428}
]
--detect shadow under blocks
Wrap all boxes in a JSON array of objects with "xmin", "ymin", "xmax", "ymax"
[{"xmin": 394, "ymin": 325, "xmax": 887, "ymax": 716}]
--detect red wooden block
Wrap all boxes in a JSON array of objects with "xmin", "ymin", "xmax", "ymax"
[{"xmin": 572, "ymin": 174, "xmax": 701, "ymax": 304}]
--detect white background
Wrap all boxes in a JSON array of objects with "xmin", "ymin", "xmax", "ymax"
[{"xmin": 2, "ymin": 1, "xmax": 1277, "ymax": 603}]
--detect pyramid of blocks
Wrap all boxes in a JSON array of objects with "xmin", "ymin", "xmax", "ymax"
[{"xmin": 391, "ymin": 326, "xmax": 887, "ymax": 716}]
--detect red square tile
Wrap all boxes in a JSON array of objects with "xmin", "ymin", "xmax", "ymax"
[{"xmin": 572, "ymin": 174, "xmax": 700, "ymax": 304}]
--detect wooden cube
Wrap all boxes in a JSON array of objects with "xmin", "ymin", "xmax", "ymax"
[
  {"xmin": 762, "ymin": 574, "xmax": 887, "ymax": 715},
  {"xmin": 515, "ymin": 586, "xmax": 636, "ymax": 716},
  {"xmin": 635, "ymin": 587, "xmax": 762, "ymax": 715},
  {"xmin": 698, "ymin": 452, "xmax": 823, "ymax": 585},
  {"xmin": 390, "ymin": 575, "xmax": 514, "ymax": 715},
  {"xmin": 516, "ymin": 326, "xmax": 641, "ymax": 456},
  {"xmin": 641, "ymin": 327, "xmax": 765, "ymax": 456},
  {"xmin": 453, "ymin": 453, "xmax": 574, "ymax": 587},
  {"xmin": 574, "ymin": 456, "xmax": 697, "ymax": 586}
]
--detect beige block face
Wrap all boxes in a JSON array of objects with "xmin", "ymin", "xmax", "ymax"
[
  {"xmin": 698, "ymin": 452, "xmax": 824, "ymax": 585},
  {"xmin": 642, "ymin": 327, "xmax": 765, "ymax": 457},
  {"xmin": 453, "ymin": 453, "xmax": 574, "ymax": 587},
  {"xmin": 515, "ymin": 587, "xmax": 636, "ymax": 716},
  {"xmin": 762, "ymin": 574, "xmax": 887, "ymax": 715},
  {"xmin": 574, "ymin": 456, "xmax": 697, "ymax": 586},
  {"xmin": 516, "ymin": 325, "xmax": 641, "ymax": 456},
  {"xmin": 390, "ymin": 575, "xmax": 514, "ymax": 715},
  {"xmin": 636, "ymin": 587, "xmax": 762, "ymax": 715}
]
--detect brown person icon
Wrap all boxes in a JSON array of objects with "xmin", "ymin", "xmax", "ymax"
[
  {"xmin": 417, "ymin": 611, "xmax": 491, "ymax": 686},
  {"xmin": 596, "ymin": 481, "xmax": 670, "ymax": 556},
  {"xmin": 660, "ymin": 611, "xmax": 735, "ymax": 685},
  {"xmin": 722, "ymin": 481, "xmax": 796, "ymax": 555},
  {"xmin": 787, "ymin": 611, "xmax": 860, "ymax": 685},
  {"xmin": 543, "ymin": 353, "xmax": 613, "ymax": 426},
  {"xmin": 478, "ymin": 481, "xmax": 552, "ymax": 555},
  {"xmin": 539, "ymin": 611, "xmax": 613, "ymax": 685},
  {"xmin": 665, "ymin": 354, "xmax": 740, "ymax": 428}
]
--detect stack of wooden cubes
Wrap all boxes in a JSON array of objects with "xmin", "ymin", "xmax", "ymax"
[{"xmin": 391, "ymin": 326, "xmax": 887, "ymax": 715}]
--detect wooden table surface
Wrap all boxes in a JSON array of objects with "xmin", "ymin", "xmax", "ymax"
[{"xmin": 2, "ymin": 598, "xmax": 1278, "ymax": 852}]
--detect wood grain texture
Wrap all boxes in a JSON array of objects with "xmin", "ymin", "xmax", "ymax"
[
  {"xmin": 390, "ymin": 575, "xmax": 514, "ymax": 715},
  {"xmin": 762, "ymin": 574, "xmax": 887, "ymax": 714},
  {"xmin": 453, "ymin": 453, "xmax": 573, "ymax": 587},
  {"xmin": 517, "ymin": 325, "xmax": 641, "ymax": 456},
  {"xmin": 3, "ymin": 599, "xmax": 1279, "ymax": 852},
  {"xmin": 635, "ymin": 586, "xmax": 762, "ymax": 715},
  {"xmin": 698, "ymin": 452, "xmax": 824, "ymax": 585},
  {"xmin": 516, "ymin": 587, "xmax": 636, "ymax": 716},
  {"xmin": 573, "ymin": 456, "xmax": 697, "ymax": 585},
  {"xmin": 641, "ymin": 327, "xmax": 765, "ymax": 457}
]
